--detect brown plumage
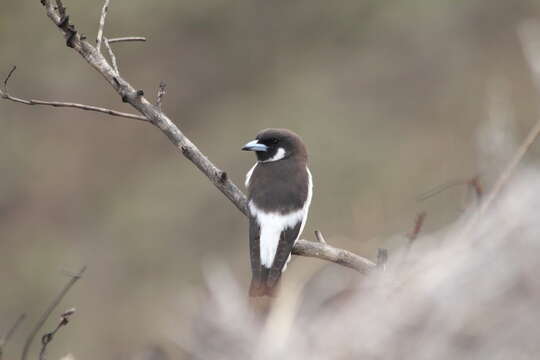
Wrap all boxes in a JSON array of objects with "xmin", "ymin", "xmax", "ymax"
[{"xmin": 242, "ymin": 129, "xmax": 312, "ymax": 297}]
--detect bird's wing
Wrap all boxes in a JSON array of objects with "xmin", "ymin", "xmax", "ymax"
[
  {"xmin": 266, "ymin": 219, "xmax": 303, "ymax": 290},
  {"xmin": 249, "ymin": 213, "xmax": 303, "ymax": 296},
  {"xmin": 249, "ymin": 215, "xmax": 266, "ymax": 296}
]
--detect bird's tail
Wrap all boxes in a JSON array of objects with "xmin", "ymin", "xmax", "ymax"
[{"xmin": 249, "ymin": 269, "xmax": 281, "ymax": 297}]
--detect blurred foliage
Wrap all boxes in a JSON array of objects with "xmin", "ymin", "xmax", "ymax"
[{"xmin": 1, "ymin": 0, "xmax": 540, "ymax": 359}]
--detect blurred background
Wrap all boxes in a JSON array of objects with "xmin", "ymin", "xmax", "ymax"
[{"xmin": 2, "ymin": 0, "xmax": 540, "ymax": 359}]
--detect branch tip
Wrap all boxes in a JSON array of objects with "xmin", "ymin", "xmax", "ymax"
[
  {"xmin": 314, "ymin": 230, "xmax": 327, "ymax": 244},
  {"xmin": 3, "ymin": 65, "xmax": 17, "ymax": 92},
  {"xmin": 96, "ymin": 0, "xmax": 111, "ymax": 52},
  {"xmin": 108, "ymin": 37, "xmax": 146, "ymax": 44},
  {"xmin": 407, "ymin": 212, "xmax": 427, "ymax": 244}
]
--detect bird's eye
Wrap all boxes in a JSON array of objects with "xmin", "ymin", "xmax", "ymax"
[{"xmin": 270, "ymin": 138, "xmax": 279, "ymax": 144}]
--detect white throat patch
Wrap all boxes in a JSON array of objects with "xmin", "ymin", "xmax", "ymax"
[{"xmin": 263, "ymin": 147, "xmax": 286, "ymax": 162}]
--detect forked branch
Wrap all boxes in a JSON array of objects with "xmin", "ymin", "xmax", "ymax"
[{"xmin": 1, "ymin": 0, "xmax": 376, "ymax": 274}]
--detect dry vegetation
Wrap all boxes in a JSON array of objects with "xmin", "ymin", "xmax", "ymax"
[{"xmin": 2, "ymin": 0, "xmax": 540, "ymax": 359}]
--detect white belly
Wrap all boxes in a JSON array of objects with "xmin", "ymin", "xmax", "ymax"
[{"xmin": 248, "ymin": 167, "xmax": 313, "ymax": 269}]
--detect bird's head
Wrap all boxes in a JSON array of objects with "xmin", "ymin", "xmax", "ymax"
[{"xmin": 242, "ymin": 128, "xmax": 307, "ymax": 163}]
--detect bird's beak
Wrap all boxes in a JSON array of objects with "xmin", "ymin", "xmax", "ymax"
[{"xmin": 242, "ymin": 139, "xmax": 268, "ymax": 152}]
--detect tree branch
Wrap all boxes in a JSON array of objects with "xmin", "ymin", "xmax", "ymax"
[
  {"xmin": 0, "ymin": 66, "xmax": 146, "ymax": 121},
  {"xmin": 95, "ymin": 0, "xmax": 110, "ymax": 53},
  {"xmin": 38, "ymin": 308, "xmax": 76, "ymax": 360},
  {"xmin": 0, "ymin": 314, "xmax": 26, "ymax": 360},
  {"xmin": 103, "ymin": 37, "xmax": 120, "ymax": 75},
  {"xmin": 21, "ymin": 266, "xmax": 86, "ymax": 360},
  {"xmin": 293, "ymin": 240, "xmax": 376, "ymax": 274},
  {"xmin": 108, "ymin": 37, "xmax": 146, "ymax": 44},
  {"xmin": 1, "ymin": 0, "xmax": 376, "ymax": 274}
]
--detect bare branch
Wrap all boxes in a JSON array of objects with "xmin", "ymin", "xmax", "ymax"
[
  {"xmin": 21, "ymin": 266, "xmax": 86, "ymax": 360},
  {"xmin": 0, "ymin": 67, "xmax": 146, "ymax": 121},
  {"xmin": 38, "ymin": 308, "xmax": 76, "ymax": 360},
  {"xmin": 466, "ymin": 21, "xmax": 540, "ymax": 221},
  {"xmin": 293, "ymin": 240, "xmax": 376, "ymax": 274},
  {"xmin": 407, "ymin": 212, "xmax": 427, "ymax": 245},
  {"xmin": 2, "ymin": 65, "xmax": 16, "ymax": 92},
  {"xmin": 108, "ymin": 37, "xmax": 146, "ymax": 44},
  {"xmin": 417, "ymin": 179, "xmax": 467, "ymax": 201},
  {"xmin": 314, "ymin": 230, "xmax": 327, "ymax": 244},
  {"xmin": 0, "ymin": 314, "xmax": 26, "ymax": 360},
  {"xmin": 104, "ymin": 37, "xmax": 119, "ymax": 75},
  {"xmin": 156, "ymin": 81, "xmax": 166, "ymax": 110},
  {"xmin": 1, "ymin": 92, "xmax": 147, "ymax": 121},
  {"xmin": 96, "ymin": 0, "xmax": 110, "ymax": 52},
  {"xmin": 456, "ymin": 22, "xmax": 540, "ymax": 237},
  {"xmin": 4, "ymin": 1, "xmax": 378, "ymax": 274}
]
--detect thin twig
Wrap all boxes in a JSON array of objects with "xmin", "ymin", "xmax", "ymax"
[
  {"xmin": 104, "ymin": 37, "xmax": 119, "ymax": 75},
  {"xmin": 293, "ymin": 240, "xmax": 376, "ymax": 274},
  {"xmin": 0, "ymin": 314, "xmax": 26, "ymax": 360},
  {"xmin": 459, "ymin": 22, "xmax": 540, "ymax": 234},
  {"xmin": 314, "ymin": 230, "xmax": 327, "ymax": 244},
  {"xmin": 156, "ymin": 81, "xmax": 166, "ymax": 110},
  {"xmin": 0, "ymin": 67, "xmax": 146, "ymax": 121},
  {"xmin": 21, "ymin": 266, "xmax": 86, "ymax": 360},
  {"xmin": 21, "ymin": 0, "xmax": 378, "ymax": 274},
  {"xmin": 108, "ymin": 37, "xmax": 146, "ymax": 44},
  {"xmin": 2, "ymin": 92, "xmax": 147, "ymax": 121},
  {"xmin": 478, "ymin": 120, "xmax": 540, "ymax": 216},
  {"xmin": 474, "ymin": 21, "xmax": 540, "ymax": 214},
  {"xmin": 96, "ymin": 0, "xmax": 111, "ymax": 52},
  {"xmin": 417, "ymin": 179, "xmax": 468, "ymax": 201},
  {"xmin": 38, "ymin": 309, "xmax": 76, "ymax": 360},
  {"xmin": 2, "ymin": 65, "xmax": 16, "ymax": 92},
  {"xmin": 407, "ymin": 212, "xmax": 427, "ymax": 245}
]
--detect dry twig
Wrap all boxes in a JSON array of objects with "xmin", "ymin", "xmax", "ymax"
[
  {"xmin": 314, "ymin": 230, "xmax": 327, "ymax": 244},
  {"xmin": 293, "ymin": 240, "xmax": 376, "ymax": 274},
  {"xmin": 0, "ymin": 314, "xmax": 26, "ymax": 360},
  {"xmin": 21, "ymin": 266, "xmax": 86, "ymax": 360},
  {"xmin": 407, "ymin": 212, "xmax": 427, "ymax": 245},
  {"xmin": 156, "ymin": 81, "xmax": 166, "ymax": 110},
  {"xmin": 103, "ymin": 37, "xmax": 119, "ymax": 75},
  {"xmin": 96, "ymin": 0, "xmax": 110, "ymax": 52},
  {"xmin": 108, "ymin": 37, "xmax": 146, "ymax": 44},
  {"xmin": 38, "ymin": 309, "xmax": 76, "ymax": 360},
  {"xmin": 0, "ymin": 66, "xmax": 146, "ymax": 121},
  {"xmin": 467, "ymin": 22, "xmax": 540, "ymax": 222},
  {"xmin": 1, "ymin": 0, "xmax": 376, "ymax": 274}
]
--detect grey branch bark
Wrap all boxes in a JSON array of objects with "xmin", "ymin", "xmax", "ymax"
[
  {"xmin": 2, "ymin": 0, "xmax": 376, "ymax": 274},
  {"xmin": 0, "ymin": 87, "xmax": 146, "ymax": 121},
  {"xmin": 0, "ymin": 314, "xmax": 26, "ymax": 360},
  {"xmin": 108, "ymin": 37, "xmax": 146, "ymax": 43},
  {"xmin": 293, "ymin": 240, "xmax": 375, "ymax": 273}
]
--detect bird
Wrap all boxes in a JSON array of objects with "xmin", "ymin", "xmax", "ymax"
[{"xmin": 242, "ymin": 128, "xmax": 313, "ymax": 297}]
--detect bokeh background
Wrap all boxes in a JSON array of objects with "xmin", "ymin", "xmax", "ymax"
[{"xmin": 2, "ymin": 0, "xmax": 540, "ymax": 359}]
